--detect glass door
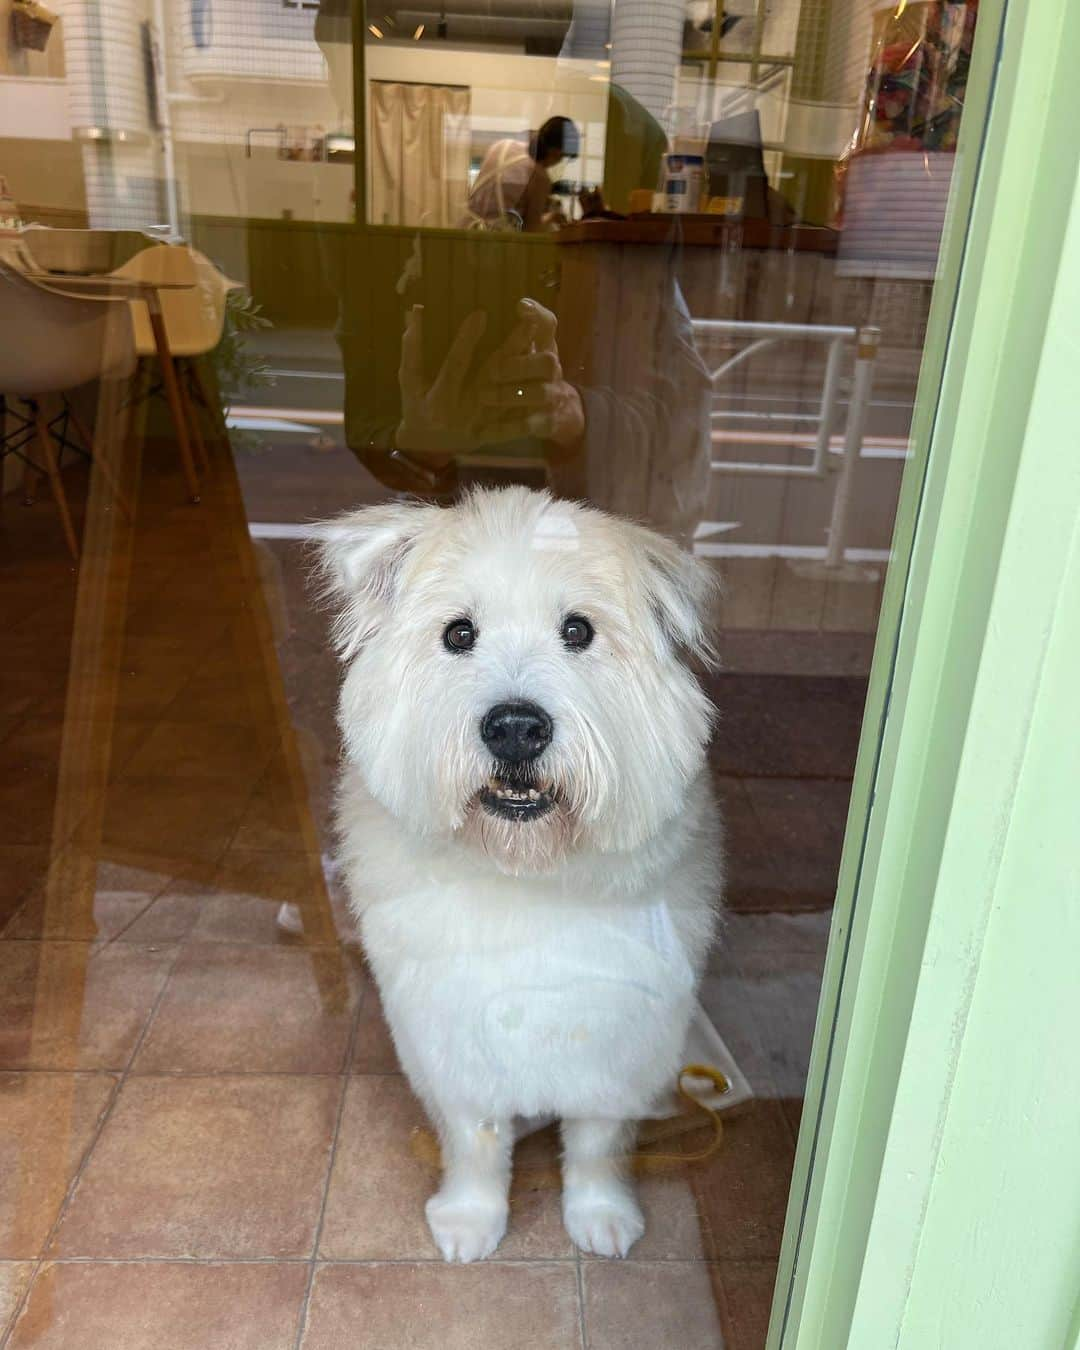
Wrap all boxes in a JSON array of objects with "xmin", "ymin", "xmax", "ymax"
[{"xmin": 0, "ymin": 1, "xmax": 1001, "ymax": 1346}]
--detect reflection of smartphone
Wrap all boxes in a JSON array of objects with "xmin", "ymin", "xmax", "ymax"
[{"xmin": 415, "ymin": 232, "xmax": 529, "ymax": 384}]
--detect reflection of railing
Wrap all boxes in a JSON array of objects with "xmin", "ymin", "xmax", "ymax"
[{"xmin": 693, "ymin": 318, "xmax": 882, "ymax": 568}]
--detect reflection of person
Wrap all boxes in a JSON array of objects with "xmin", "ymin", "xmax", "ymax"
[
  {"xmin": 343, "ymin": 91, "xmax": 711, "ymax": 541},
  {"xmin": 464, "ymin": 116, "xmax": 580, "ymax": 232},
  {"xmin": 391, "ymin": 298, "xmax": 585, "ymax": 478}
]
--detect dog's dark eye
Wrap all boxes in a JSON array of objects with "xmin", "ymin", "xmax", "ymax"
[
  {"xmin": 443, "ymin": 619, "xmax": 476, "ymax": 652},
  {"xmin": 561, "ymin": 614, "xmax": 594, "ymax": 650}
]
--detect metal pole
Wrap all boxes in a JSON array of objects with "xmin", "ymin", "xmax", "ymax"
[
  {"xmin": 812, "ymin": 335, "xmax": 845, "ymax": 478},
  {"xmin": 152, "ymin": 0, "xmax": 181, "ymax": 240},
  {"xmin": 825, "ymin": 326, "xmax": 880, "ymax": 568},
  {"xmin": 694, "ymin": 320, "xmax": 854, "ymax": 337},
  {"xmin": 750, "ymin": 0, "xmax": 767, "ymax": 87}
]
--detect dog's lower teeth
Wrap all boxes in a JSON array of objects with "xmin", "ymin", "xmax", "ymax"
[{"xmin": 481, "ymin": 780, "xmax": 555, "ymax": 815}]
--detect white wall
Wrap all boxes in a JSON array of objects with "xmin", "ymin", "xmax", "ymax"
[
  {"xmin": 179, "ymin": 141, "xmax": 353, "ymax": 221},
  {"xmin": 0, "ymin": 75, "xmax": 71, "ymax": 141}
]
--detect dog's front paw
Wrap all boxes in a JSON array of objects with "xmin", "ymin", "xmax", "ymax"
[
  {"xmin": 563, "ymin": 1187, "xmax": 645, "ymax": 1258},
  {"xmin": 426, "ymin": 1190, "xmax": 509, "ymax": 1263}
]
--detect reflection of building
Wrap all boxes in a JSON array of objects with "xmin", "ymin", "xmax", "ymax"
[
  {"xmin": 0, "ymin": 0, "xmax": 916, "ymax": 234},
  {"xmin": 169, "ymin": 0, "xmax": 353, "ymax": 225},
  {"xmin": 0, "ymin": 0, "xmax": 965, "ymax": 308},
  {"xmin": 0, "ymin": 0, "xmax": 351, "ymax": 229}
]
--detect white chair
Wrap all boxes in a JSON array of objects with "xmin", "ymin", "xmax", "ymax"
[
  {"xmin": 0, "ymin": 263, "xmax": 135, "ymax": 560},
  {"xmin": 112, "ymin": 244, "xmax": 241, "ymax": 484}
]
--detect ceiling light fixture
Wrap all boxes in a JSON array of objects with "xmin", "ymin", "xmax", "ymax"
[{"xmin": 413, "ymin": 21, "xmax": 424, "ymax": 38}]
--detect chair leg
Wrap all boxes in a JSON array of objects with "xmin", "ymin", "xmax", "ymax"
[
  {"xmin": 148, "ymin": 310, "xmax": 201, "ymax": 504},
  {"xmin": 32, "ymin": 405, "xmax": 79, "ymax": 561},
  {"xmin": 16, "ymin": 399, "xmax": 43, "ymax": 504},
  {"xmin": 64, "ymin": 400, "xmax": 95, "ymax": 457},
  {"xmin": 179, "ymin": 363, "xmax": 210, "ymax": 475},
  {"xmin": 22, "ymin": 449, "xmax": 41, "ymax": 505}
]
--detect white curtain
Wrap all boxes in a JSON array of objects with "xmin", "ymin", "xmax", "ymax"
[{"xmin": 369, "ymin": 82, "xmax": 471, "ymax": 227}]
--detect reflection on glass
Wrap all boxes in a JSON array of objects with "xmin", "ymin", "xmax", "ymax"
[{"xmin": 0, "ymin": 0, "xmax": 979, "ymax": 1343}]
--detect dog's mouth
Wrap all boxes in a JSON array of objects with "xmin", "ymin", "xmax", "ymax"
[{"xmin": 477, "ymin": 771, "xmax": 557, "ymax": 822}]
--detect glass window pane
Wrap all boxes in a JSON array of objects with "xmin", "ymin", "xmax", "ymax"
[{"xmin": 0, "ymin": 0, "xmax": 983, "ymax": 1343}]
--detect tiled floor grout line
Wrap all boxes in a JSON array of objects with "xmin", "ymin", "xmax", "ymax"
[
  {"xmin": 0, "ymin": 939, "xmax": 347, "ymax": 948},
  {"xmin": 75, "ymin": 734, "xmax": 284, "ymax": 953},
  {"xmin": 9, "ymin": 1255, "xmax": 593, "ymax": 1267},
  {"xmin": 709, "ymin": 1260, "xmax": 737, "ymax": 1350},
  {"xmin": 0, "ymin": 937, "xmax": 348, "ymax": 948},
  {"xmin": 0, "ymin": 769, "xmax": 254, "ymax": 945},
  {"xmin": 575, "ymin": 1252, "xmax": 589, "ymax": 1350},
  {"xmin": 310, "ymin": 1256, "xmax": 720, "ymax": 1266},
  {"xmin": 99, "ymin": 871, "xmax": 190, "ymax": 946},
  {"xmin": 290, "ymin": 969, "xmax": 366, "ymax": 1350},
  {"xmin": 0, "ymin": 938, "xmax": 187, "ymax": 1349},
  {"xmin": 0, "ymin": 1066, "xmax": 355, "ymax": 1078}
]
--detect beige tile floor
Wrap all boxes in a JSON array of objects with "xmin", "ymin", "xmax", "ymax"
[{"xmin": 0, "ymin": 434, "xmax": 834, "ymax": 1348}]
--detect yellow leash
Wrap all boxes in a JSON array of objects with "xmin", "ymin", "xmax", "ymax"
[
  {"xmin": 631, "ymin": 1063, "xmax": 729, "ymax": 1172},
  {"xmin": 410, "ymin": 1063, "xmax": 730, "ymax": 1190}
]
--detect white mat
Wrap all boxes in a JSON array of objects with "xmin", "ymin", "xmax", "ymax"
[{"xmin": 514, "ymin": 999, "xmax": 753, "ymax": 1141}]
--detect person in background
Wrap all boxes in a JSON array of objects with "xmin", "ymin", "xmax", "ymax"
[{"xmin": 464, "ymin": 116, "xmax": 581, "ymax": 232}]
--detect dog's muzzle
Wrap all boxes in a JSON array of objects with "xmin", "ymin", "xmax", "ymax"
[{"xmin": 479, "ymin": 701, "xmax": 556, "ymax": 821}]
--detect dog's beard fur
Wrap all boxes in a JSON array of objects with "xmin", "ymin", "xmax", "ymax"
[{"xmin": 462, "ymin": 792, "xmax": 580, "ymax": 875}]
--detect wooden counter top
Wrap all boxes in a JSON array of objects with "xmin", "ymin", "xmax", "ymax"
[{"xmin": 556, "ymin": 214, "xmax": 839, "ymax": 253}]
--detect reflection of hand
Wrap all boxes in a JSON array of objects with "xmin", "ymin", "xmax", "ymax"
[
  {"xmin": 474, "ymin": 299, "xmax": 585, "ymax": 453},
  {"xmin": 396, "ymin": 304, "xmax": 486, "ymax": 463}
]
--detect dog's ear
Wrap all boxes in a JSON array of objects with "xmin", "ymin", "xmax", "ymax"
[
  {"xmin": 635, "ymin": 529, "xmax": 720, "ymax": 669},
  {"xmin": 311, "ymin": 501, "xmax": 435, "ymax": 659}
]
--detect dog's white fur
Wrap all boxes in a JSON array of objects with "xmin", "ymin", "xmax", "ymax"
[{"xmin": 317, "ymin": 487, "xmax": 722, "ymax": 1262}]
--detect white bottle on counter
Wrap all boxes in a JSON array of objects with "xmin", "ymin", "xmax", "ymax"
[{"xmin": 658, "ymin": 154, "xmax": 705, "ymax": 213}]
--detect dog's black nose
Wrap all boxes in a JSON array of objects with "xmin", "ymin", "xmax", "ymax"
[{"xmin": 481, "ymin": 701, "xmax": 553, "ymax": 763}]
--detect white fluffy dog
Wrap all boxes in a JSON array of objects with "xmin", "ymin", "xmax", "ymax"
[{"xmin": 317, "ymin": 487, "xmax": 721, "ymax": 1262}]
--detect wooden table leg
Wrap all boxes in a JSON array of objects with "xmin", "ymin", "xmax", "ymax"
[{"xmin": 148, "ymin": 304, "xmax": 201, "ymax": 504}]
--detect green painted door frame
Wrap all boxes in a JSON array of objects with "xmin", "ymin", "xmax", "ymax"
[{"xmin": 770, "ymin": 0, "xmax": 1080, "ymax": 1345}]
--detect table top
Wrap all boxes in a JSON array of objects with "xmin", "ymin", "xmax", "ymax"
[
  {"xmin": 556, "ymin": 215, "xmax": 840, "ymax": 253},
  {"xmin": 14, "ymin": 268, "xmax": 189, "ymax": 293}
]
